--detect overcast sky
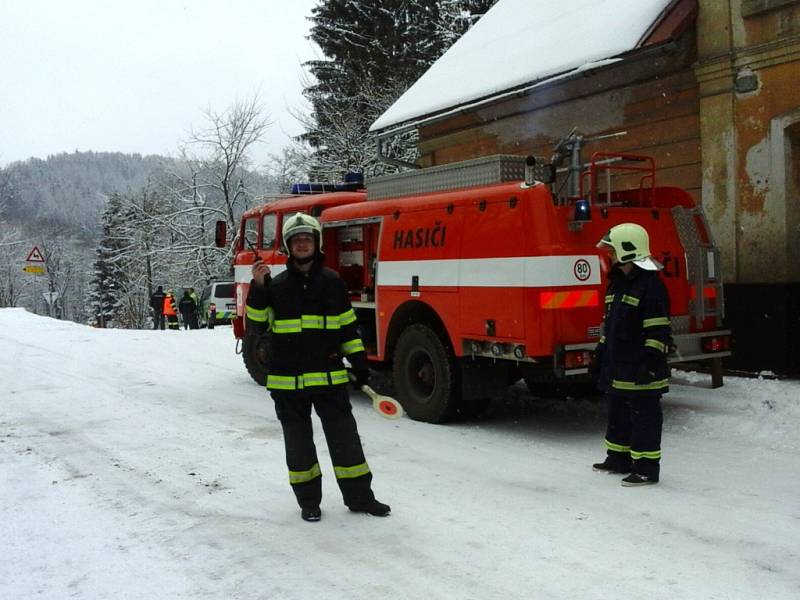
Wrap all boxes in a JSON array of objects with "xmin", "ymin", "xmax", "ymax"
[{"xmin": 0, "ymin": 0, "xmax": 320, "ymax": 167}]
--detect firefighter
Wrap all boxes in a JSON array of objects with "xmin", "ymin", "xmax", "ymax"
[
  {"xmin": 246, "ymin": 212, "xmax": 390, "ymax": 522},
  {"xmin": 591, "ymin": 223, "xmax": 671, "ymax": 486},
  {"xmin": 163, "ymin": 290, "xmax": 179, "ymax": 330},
  {"xmin": 188, "ymin": 287, "xmax": 200, "ymax": 329},
  {"xmin": 178, "ymin": 290, "xmax": 196, "ymax": 330},
  {"xmin": 150, "ymin": 286, "xmax": 166, "ymax": 330}
]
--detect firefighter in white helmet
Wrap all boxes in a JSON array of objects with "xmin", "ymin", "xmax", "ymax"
[
  {"xmin": 591, "ymin": 223, "xmax": 671, "ymax": 486},
  {"xmin": 246, "ymin": 212, "xmax": 390, "ymax": 521}
]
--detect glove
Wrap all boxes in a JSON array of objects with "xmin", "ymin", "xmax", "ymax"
[
  {"xmin": 635, "ymin": 358, "xmax": 659, "ymax": 385},
  {"xmin": 351, "ymin": 369, "xmax": 370, "ymax": 390},
  {"xmin": 588, "ymin": 344, "xmax": 603, "ymax": 382}
]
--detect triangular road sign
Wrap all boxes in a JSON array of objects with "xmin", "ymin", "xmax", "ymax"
[{"xmin": 26, "ymin": 246, "xmax": 45, "ymax": 262}]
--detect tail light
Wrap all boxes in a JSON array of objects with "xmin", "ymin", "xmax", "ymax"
[
  {"xmin": 702, "ymin": 335, "xmax": 730, "ymax": 352},
  {"xmin": 564, "ymin": 350, "xmax": 593, "ymax": 369}
]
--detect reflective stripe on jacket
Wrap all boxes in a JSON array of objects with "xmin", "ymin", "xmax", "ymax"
[{"xmin": 245, "ymin": 258, "xmax": 368, "ymax": 392}]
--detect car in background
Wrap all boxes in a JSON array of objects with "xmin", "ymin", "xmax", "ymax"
[{"xmin": 199, "ymin": 281, "xmax": 235, "ymax": 327}]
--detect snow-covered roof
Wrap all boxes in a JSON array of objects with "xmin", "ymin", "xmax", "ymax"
[{"xmin": 370, "ymin": 0, "xmax": 674, "ymax": 133}]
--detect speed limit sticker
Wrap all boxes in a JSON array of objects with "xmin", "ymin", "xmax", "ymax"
[{"xmin": 573, "ymin": 259, "xmax": 591, "ymax": 281}]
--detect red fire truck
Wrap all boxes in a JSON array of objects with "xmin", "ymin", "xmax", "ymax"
[{"xmin": 219, "ymin": 148, "xmax": 731, "ymax": 423}]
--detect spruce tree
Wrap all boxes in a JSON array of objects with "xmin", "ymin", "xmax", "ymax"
[
  {"xmin": 87, "ymin": 194, "xmax": 128, "ymax": 327},
  {"xmin": 302, "ymin": 0, "xmax": 498, "ymax": 181}
]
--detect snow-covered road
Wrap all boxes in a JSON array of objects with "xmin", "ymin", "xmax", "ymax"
[{"xmin": 1, "ymin": 308, "xmax": 798, "ymax": 599}]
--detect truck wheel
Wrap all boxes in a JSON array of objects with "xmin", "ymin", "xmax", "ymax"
[
  {"xmin": 393, "ymin": 324, "xmax": 458, "ymax": 423},
  {"xmin": 242, "ymin": 330, "xmax": 271, "ymax": 386}
]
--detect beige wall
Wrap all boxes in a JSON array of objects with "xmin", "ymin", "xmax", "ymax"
[{"xmin": 695, "ymin": 0, "xmax": 800, "ymax": 283}]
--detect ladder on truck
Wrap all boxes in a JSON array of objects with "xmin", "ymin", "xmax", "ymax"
[{"xmin": 672, "ymin": 206, "xmax": 728, "ymax": 387}]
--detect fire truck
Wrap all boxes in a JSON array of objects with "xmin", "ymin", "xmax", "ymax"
[{"xmin": 219, "ymin": 142, "xmax": 731, "ymax": 423}]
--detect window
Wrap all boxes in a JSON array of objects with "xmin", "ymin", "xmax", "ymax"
[
  {"xmin": 262, "ymin": 214, "xmax": 277, "ymax": 249},
  {"xmin": 215, "ymin": 283, "xmax": 235, "ymax": 297},
  {"xmin": 243, "ymin": 217, "xmax": 258, "ymax": 251}
]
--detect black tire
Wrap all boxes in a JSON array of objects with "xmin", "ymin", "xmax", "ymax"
[
  {"xmin": 242, "ymin": 329, "xmax": 271, "ymax": 386},
  {"xmin": 392, "ymin": 324, "xmax": 459, "ymax": 423}
]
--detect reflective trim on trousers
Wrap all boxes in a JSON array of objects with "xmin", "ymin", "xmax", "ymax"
[
  {"xmin": 289, "ymin": 462, "xmax": 321, "ymax": 484},
  {"xmin": 334, "ymin": 462, "xmax": 370, "ymax": 479},
  {"xmin": 630, "ymin": 449, "xmax": 662, "ymax": 460},
  {"xmin": 612, "ymin": 378, "xmax": 669, "ymax": 391},
  {"xmin": 605, "ymin": 439, "xmax": 631, "ymax": 454}
]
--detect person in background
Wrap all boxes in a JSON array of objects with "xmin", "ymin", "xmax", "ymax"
[
  {"xmin": 591, "ymin": 223, "xmax": 671, "ymax": 487},
  {"xmin": 150, "ymin": 286, "xmax": 166, "ymax": 330},
  {"xmin": 178, "ymin": 290, "xmax": 197, "ymax": 331},
  {"xmin": 163, "ymin": 289, "xmax": 180, "ymax": 330},
  {"xmin": 188, "ymin": 287, "xmax": 200, "ymax": 329},
  {"xmin": 246, "ymin": 212, "xmax": 390, "ymax": 522}
]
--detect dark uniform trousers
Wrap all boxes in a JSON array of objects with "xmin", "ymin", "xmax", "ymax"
[
  {"xmin": 605, "ymin": 390, "xmax": 663, "ymax": 478},
  {"xmin": 273, "ymin": 387, "xmax": 375, "ymax": 509}
]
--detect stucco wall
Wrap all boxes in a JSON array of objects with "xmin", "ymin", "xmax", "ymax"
[{"xmin": 695, "ymin": 0, "xmax": 800, "ymax": 283}]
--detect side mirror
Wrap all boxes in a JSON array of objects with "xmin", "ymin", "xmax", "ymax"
[{"xmin": 214, "ymin": 221, "xmax": 227, "ymax": 248}]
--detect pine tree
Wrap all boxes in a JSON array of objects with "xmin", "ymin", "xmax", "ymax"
[
  {"xmin": 87, "ymin": 194, "xmax": 129, "ymax": 327},
  {"xmin": 302, "ymin": 0, "xmax": 497, "ymax": 181}
]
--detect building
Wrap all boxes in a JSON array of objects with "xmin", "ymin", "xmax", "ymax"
[{"xmin": 370, "ymin": 0, "xmax": 800, "ymax": 374}]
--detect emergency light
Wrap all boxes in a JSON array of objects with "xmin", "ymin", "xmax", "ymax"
[{"xmin": 573, "ymin": 199, "xmax": 591, "ymax": 221}]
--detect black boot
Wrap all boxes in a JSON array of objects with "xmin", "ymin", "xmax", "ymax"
[
  {"xmin": 592, "ymin": 456, "xmax": 632, "ymax": 474},
  {"xmin": 301, "ymin": 506, "xmax": 321, "ymax": 522},
  {"xmin": 348, "ymin": 499, "xmax": 391, "ymax": 517},
  {"xmin": 621, "ymin": 473, "xmax": 658, "ymax": 486}
]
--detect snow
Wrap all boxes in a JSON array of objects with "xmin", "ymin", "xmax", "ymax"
[
  {"xmin": 371, "ymin": 0, "xmax": 672, "ymax": 132},
  {"xmin": 2, "ymin": 307, "xmax": 799, "ymax": 600}
]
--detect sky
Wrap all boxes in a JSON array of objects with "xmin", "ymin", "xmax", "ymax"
[
  {"xmin": 2, "ymin": 307, "xmax": 799, "ymax": 599},
  {"xmin": 0, "ymin": 0, "xmax": 320, "ymax": 167}
]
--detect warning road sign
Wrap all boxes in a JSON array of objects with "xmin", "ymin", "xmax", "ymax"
[{"xmin": 26, "ymin": 246, "xmax": 45, "ymax": 262}]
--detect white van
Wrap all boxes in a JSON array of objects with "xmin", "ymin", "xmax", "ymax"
[{"xmin": 199, "ymin": 281, "xmax": 235, "ymax": 327}]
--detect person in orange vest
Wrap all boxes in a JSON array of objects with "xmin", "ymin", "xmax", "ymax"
[{"xmin": 163, "ymin": 289, "xmax": 179, "ymax": 330}]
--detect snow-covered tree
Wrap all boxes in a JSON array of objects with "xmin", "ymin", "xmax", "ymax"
[
  {"xmin": 182, "ymin": 95, "xmax": 271, "ymax": 229},
  {"xmin": 301, "ymin": 0, "xmax": 498, "ymax": 180},
  {"xmin": 0, "ymin": 225, "xmax": 29, "ymax": 308},
  {"xmin": 87, "ymin": 194, "xmax": 128, "ymax": 327}
]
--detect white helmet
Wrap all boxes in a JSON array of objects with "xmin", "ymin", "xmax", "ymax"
[
  {"xmin": 597, "ymin": 223, "xmax": 662, "ymax": 271},
  {"xmin": 282, "ymin": 212, "xmax": 322, "ymax": 253}
]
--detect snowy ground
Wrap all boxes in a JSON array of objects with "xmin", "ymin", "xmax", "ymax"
[{"xmin": 1, "ymin": 307, "xmax": 798, "ymax": 600}]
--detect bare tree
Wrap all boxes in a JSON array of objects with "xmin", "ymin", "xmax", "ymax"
[
  {"xmin": 182, "ymin": 94, "xmax": 271, "ymax": 232},
  {"xmin": 0, "ymin": 225, "xmax": 31, "ymax": 308}
]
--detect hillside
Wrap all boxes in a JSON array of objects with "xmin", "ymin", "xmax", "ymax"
[{"xmin": 1, "ymin": 151, "xmax": 178, "ymax": 238}]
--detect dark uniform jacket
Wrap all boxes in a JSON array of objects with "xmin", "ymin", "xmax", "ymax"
[
  {"xmin": 245, "ymin": 258, "xmax": 368, "ymax": 392},
  {"xmin": 150, "ymin": 290, "xmax": 165, "ymax": 314},
  {"xmin": 595, "ymin": 264, "xmax": 671, "ymax": 394},
  {"xmin": 178, "ymin": 294, "xmax": 196, "ymax": 316}
]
